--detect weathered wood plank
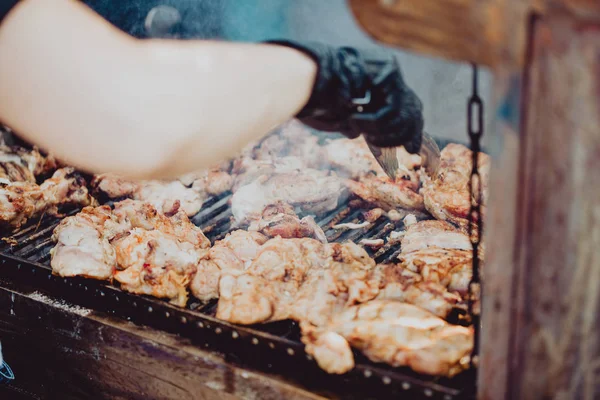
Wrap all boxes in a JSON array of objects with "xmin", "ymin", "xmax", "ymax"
[
  {"xmin": 478, "ymin": 69, "xmax": 525, "ymax": 400},
  {"xmin": 0, "ymin": 286, "xmax": 326, "ymax": 400},
  {"xmin": 347, "ymin": 0, "xmax": 530, "ymax": 68},
  {"xmin": 346, "ymin": 0, "xmax": 600, "ymax": 68},
  {"xmin": 507, "ymin": 12, "xmax": 600, "ymax": 400}
]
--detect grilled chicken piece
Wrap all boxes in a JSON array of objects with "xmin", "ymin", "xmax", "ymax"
[
  {"xmin": 134, "ymin": 180, "xmax": 207, "ymax": 217},
  {"xmin": 0, "ymin": 145, "xmax": 57, "ymax": 183},
  {"xmin": 111, "ymin": 199, "xmax": 210, "ymax": 249},
  {"xmin": 401, "ymin": 219, "xmax": 471, "ymax": 253},
  {"xmin": 51, "ymin": 200, "xmax": 210, "ymax": 306},
  {"xmin": 398, "ymin": 220, "xmax": 474, "ymax": 295},
  {"xmin": 324, "ymin": 136, "xmax": 421, "ymax": 179},
  {"xmin": 345, "ymin": 173, "xmax": 424, "ymax": 212},
  {"xmin": 372, "ymin": 264, "xmax": 464, "ymax": 318},
  {"xmin": 302, "ymin": 300, "xmax": 473, "ymax": 376},
  {"xmin": 215, "ymin": 238, "xmax": 377, "ymax": 325},
  {"xmin": 92, "ymin": 174, "xmax": 207, "ymax": 217},
  {"xmin": 247, "ymin": 202, "xmax": 327, "ymax": 243},
  {"xmin": 290, "ymin": 242, "xmax": 378, "ymax": 327},
  {"xmin": 189, "ymin": 230, "xmax": 267, "ymax": 302},
  {"xmin": 231, "ymin": 169, "xmax": 345, "ymax": 225},
  {"xmin": 177, "ymin": 166, "xmax": 233, "ymax": 198},
  {"xmin": 324, "ymin": 138, "xmax": 423, "ymax": 213},
  {"xmin": 216, "ymin": 237, "xmax": 333, "ymax": 324},
  {"xmin": 217, "ymin": 274, "xmax": 277, "ymax": 324},
  {"xmin": 190, "ymin": 170, "xmax": 233, "ymax": 196},
  {"xmin": 110, "ymin": 200, "xmax": 210, "ymax": 306},
  {"xmin": 51, "ymin": 205, "xmax": 125, "ymax": 280},
  {"xmin": 113, "ymin": 228, "xmax": 203, "ymax": 306},
  {"xmin": 0, "ymin": 167, "xmax": 92, "ymax": 228},
  {"xmin": 422, "ymin": 143, "xmax": 490, "ymax": 231}
]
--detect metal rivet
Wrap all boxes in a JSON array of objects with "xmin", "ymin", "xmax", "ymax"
[
  {"xmin": 269, "ymin": 343, "xmax": 275, "ymax": 349},
  {"xmin": 148, "ymin": 307, "xmax": 153, "ymax": 313},
  {"xmin": 100, "ymin": 291, "xmax": 105, "ymax": 297},
  {"xmin": 197, "ymin": 322, "xmax": 204, "ymax": 328},
  {"xmin": 251, "ymin": 338, "xmax": 259, "ymax": 345},
  {"xmin": 364, "ymin": 370, "xmax": 372, "ymax": 378},
  {"xmin": 180, "ymin": 317, "xmax": 187, "ymax": 324},
  {"xmin": 424, "ymin": 389, "xmax": 433, "ymax": 397},
  {"xmin": 132, "ymin": 302, "xmax": 137, "ymax": 307},
  {"xmin": 306, "ymin": 354, "xmax": 313, "ymax": 361},
  {"xmin": 84, "ymin": 286, "xmax": 88, "ymax": 291},
  {"xmin": 402, "ymin": 382, "xmax": 411, "ymax": 390},
  {"xmin": 205, "ymin": 324, "xmax": 210, "ymax": 329},
  {"xmin": 357, "ymin": 105, "xmax": 364, "ymax": 112},
  {"xmin": 215, "ymin": 328, "xmax": 222, "ymax": 334},
  {"xmin": 382, "ymin": 376, "xmax": 391, "ymax": 385},
  {"xmin": 287, "ymin": 348, "xmax": 294, "ymax": 356},
  {"xmin": 231, "ymin": 331, "xmax": 239, "ymax": 339},
  {"xmin": 115, "ymin": 296, "xmax": 119, "ymax": 302},
  {"xmin": 165, "ymin": 312, "xmax": 170, "ymax": 318},
  {"xmin": 444, "ymin": 395, "xmax": 453, "ymax": 400}
]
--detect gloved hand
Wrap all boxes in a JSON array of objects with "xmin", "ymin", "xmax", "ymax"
[{"xmin": 266, "ymin": 41, "xmax": 424, "ymax": 153}]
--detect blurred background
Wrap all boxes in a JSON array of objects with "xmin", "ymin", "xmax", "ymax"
[{"xmin": 84, "ymin": 0, "xmax": 493, "ymax": 145}]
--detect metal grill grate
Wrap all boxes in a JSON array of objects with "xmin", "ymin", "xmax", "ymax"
[{"xmin": 0, "ymin": 138, "xmax": 477, "ymax": 399}]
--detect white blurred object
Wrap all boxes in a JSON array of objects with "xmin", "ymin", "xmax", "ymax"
[{"xmin": 144, "ymin": 5, "xmax": 181, "ymax": 38}]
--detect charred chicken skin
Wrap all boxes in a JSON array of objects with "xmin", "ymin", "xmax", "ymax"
[
  {"xmin": 51, "ymin": 199, "xmax": 210, "ymax": 306},
  {"xmin": 422, "ymin": 143, "xmax": 490, "ymax": 231},
  {"xmin": 0, "ymin": 167, "xmax": 92, "ymax": 228}
]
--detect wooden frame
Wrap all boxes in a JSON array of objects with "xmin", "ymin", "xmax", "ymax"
[
  {"xmin": 347, "ymin": 1, "xmax": 600, "ymax": 399},
  {"xmin": 0, "ymin": 283, "xmax": 325, "ymax": 400}
]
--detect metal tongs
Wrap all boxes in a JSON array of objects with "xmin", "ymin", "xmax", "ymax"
[{"xmin": 367, "ymin": 131, "xmax": 441, "ymax": 180}]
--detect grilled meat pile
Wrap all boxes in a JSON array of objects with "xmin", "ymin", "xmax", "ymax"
[
  {"xmin": 92, "ymin": 167, "xmax": 233, "ymax": 217},
  {"xmin": 0, "ymin": 145, "xmax": 57, "ymax": 183},
  {"xmin": 0, "ymin": 167, "xmax": 92, "ymax": 228},
  {"xmin": 1, "ymin": 120, "xmax": 489, "ymax": 378},
  {"xmin": 51, "ymin": 199, "xmax": 210, "ymax": 306},
  {"xmin": 302, "ymin": 301, "xmax": 473, "ymax": 376}
]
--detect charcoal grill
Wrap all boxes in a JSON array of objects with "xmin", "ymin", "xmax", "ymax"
[{"xmin": 0, "ymin": 138, "xmax": 476, "ymax": 399}]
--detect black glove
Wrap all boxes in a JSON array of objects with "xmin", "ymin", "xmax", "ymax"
[{"xmin": 266, "ymin": 40, "xmax": 423, "ymax": 153}]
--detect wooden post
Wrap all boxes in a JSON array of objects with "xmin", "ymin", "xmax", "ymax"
[
  {"xmin": 347, "ymin": 1, "xmax": 600, "ymax": 399},
  {"xmin": 506, "ymin": 13, "xmax": 600, "ymax": 400}
]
